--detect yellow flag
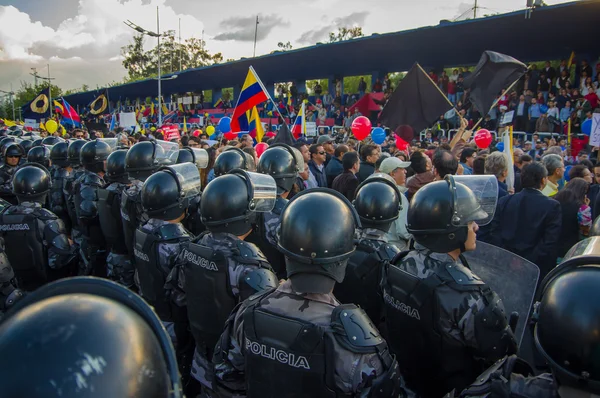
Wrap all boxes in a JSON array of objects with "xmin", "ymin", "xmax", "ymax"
[{"xmin": 183, "ymin": 116, "xmax": 188, "ymax": 133}]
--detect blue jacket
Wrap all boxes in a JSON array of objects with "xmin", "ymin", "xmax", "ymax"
[
  {"xmin": 308, "ymin": 160, "xmax": 327, "ymax": 188},
  {"xmin": 325, "ymin": 157, "xmax": 344, "ymax": 188}
]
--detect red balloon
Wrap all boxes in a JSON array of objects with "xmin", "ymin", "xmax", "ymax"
[
  {"xmin": 351, "ymin": 116, "xmax": 372, "ymax": 141},
  {"xmin": 255, "ymin": 142, "xmax": 269, "ymax": 158},
  {"xmin": 224, "ymin": 131, "xmax": 237, "ymax": 140},
  {"xmin": 474, "ymin": 129, "xmax": 493, "ymax": 149}
]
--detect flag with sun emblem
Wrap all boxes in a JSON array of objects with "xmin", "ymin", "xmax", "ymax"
[
  {"xmin": 21, "ymin": 87, "xmax": 51, "ymax": 121},
  {"xmin": 88, "ymin": 89, "xmax": 110, "ymax": 116}
]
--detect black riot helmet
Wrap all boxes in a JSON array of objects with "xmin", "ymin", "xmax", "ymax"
[
  {"xmin": 142, "ymin": 163, "xmax": 201, "ymax": 221},
  {"xmin": 80, "ymin": 139, "xmax": 112, "ymax": 173},
  {"xmin": 126, "ymin": 141, "xmax": 161, "ymax": 181},
  {"xmin": 19, "ymin": 139, "xmax": 34, "ymax": 155},
  {"xmin": 213, "ymin": 147, "xmax": 256, "ymax": 177},
  {"xmin": 257, "ymin": 143, "xmax": 303, "ymax": 195},
  {"xmin": 277, "ymin": 189, "xmax": 361, "ymax": 294},
  {"xmin": 67, "ymin": 139, "xmax": 87, "ymax": 167},
  {"xmin": 0, "ymin": 136, "xmax": 16, "ymax": 159},
  {"xmin": 12, "ymin": 163, "xmax": 51, "ymax": 204},
  {"xmin": 42, "ymin": 136, "xmax": 63, "ymax": 146},
  {"xmin": 201, "ymin": 169, "xmax": 277, "ymax": 236},
  {"xmin": 176, "ymin": 148, "xmax": 194, "ymax": 164},
  {"xmin": 32, "ymin": 138, "xmax": 43, "ymax": 147},
  {"xmin": 534, "ymin": 239, "xmax": 600, "ymax": 395},
  {"xmin": 106, "ymin": 149, "xmax": 129, "ymax": 184},
  {"xmin": 353, "ymin": 173, "xmax": 402, "ymax": 231},
  {"xmin": 27, "ymin": 145, "xmax": 51, "ymax": 168},
  {"xmin": 0, "ymin": 277, "xmax": 182, "ymax": 398},
  {"xmin": 407, "ymin": 175, "xmax": 497, "ymax": 253},
  {"xmin": 3, "ymin": 143, "xmax": 24, "ymax": 159},
  {"xmin": 49, "ymin": 141, "xmax": 69, "ymax": 167}
]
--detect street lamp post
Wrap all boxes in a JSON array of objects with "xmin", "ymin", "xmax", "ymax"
[{"xmin": 125, "ymin": 6, "xmax": 166, "ymax": 126}]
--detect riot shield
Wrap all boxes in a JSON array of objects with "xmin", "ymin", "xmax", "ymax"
[{"xmin": 462, "ymin": 241, "xmax": 540, "ymax": 345}]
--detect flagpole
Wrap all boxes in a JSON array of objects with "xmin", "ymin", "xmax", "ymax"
[{"xmin": 249, "ymin": 66, "xmax": 289, "ymax": 129}]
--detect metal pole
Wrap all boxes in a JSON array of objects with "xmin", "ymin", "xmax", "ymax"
[
  {"xmin": 473, "ymin": 0, "xmax": 477, "ymax": 18},
  {"xmin": 31, "ymin": 68, "xmax": 38, "ymax": 87},
  {"xmin": 157, "ymin": 6, "xmax": 162, "ymax": 126},
  {"xmin": 179, "ymin": 18, "xmax": 182, "ymax": 71},
  {"xmin": 10, "ymin": 84, "xmax": 15, "ymax": 121},
  {"xmin": 48, "ymin": 64, "xmax": 52, "ymax": 118},
  {"xmin": 253, "ymin": 16, "xmax": 259, "ymax": 57}
]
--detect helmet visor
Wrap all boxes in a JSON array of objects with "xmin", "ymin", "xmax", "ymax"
[
  {"xmin": 190, "ymin": 148, "xmax": 209, "ymax": 169},
  {"xmin": 155, "ymin": 139, "xmax": 179, "ymax": 165},
  {"xmin": 562, "ymin": 237, "xmax": 600, "ymax": 262},
  {"xmin": 98, "ymin": 138, "xmax": 117, "ymax": 151},
  {"xmin": 231, "ymin": 169, "xmax": 277, "ymax": 212},
  {"xmin": 161, "ymin": 163, "xmax": 201, "ymax": 198},
  {"xmin": 449, "ymin": 175, "xmax": 498, "ymax": 227}
]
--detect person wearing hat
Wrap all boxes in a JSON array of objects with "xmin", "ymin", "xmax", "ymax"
[
  {"xmin": 379, "ymin": 157, "xmax": 412, "ymax": 250},
  {"xmin": 317, "ymin": 134, "xmax": 334, "ymax": 166}
]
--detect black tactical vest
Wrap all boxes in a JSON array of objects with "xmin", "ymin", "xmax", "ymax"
[
  {"xmin": 121, "ymin": 189, "xmax": 143, "ymax": 256},
  {"xmin": 64, "ymin": 169, "xmax": 84, "ymax": 230},
  {"xmin": 98, "ymin": 187, "xmax": 128, "ymax": 254},
  {"xmin": 247, "ymin": 197, "xmax": 287, "ymax": 279},
  {"xmin": 0, "ymin": 210, "xmax": 52, "ymax": 290},
  {"xmin": 380, "ymin": 252, "xmax": 488, "ymax": 398},
  {"xmin": 134, "ymin": 223, "xmax": 190, "ymax": 321},
  {"xmin": 334, "ymin": 238, "xmax": 399, "ymax": 324}
]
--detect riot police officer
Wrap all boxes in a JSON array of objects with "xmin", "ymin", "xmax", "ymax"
[
  {"xmin": 0, "ymin": 164, "xmax": 76, "ymax": 290},
  {"xmin": 41, "ymin": 136, "xmax": 63, "ymax": 146},
  {"xmin": 334, "ymin": 173, "xmax": 401, "ymax": 324},
  {"xmin": 64, "ymin": 139, "xmax": 87, "ymax": 246},
  {"xmin": 0, "ymin": 277, "xmax": 183, "ymax": 397},
  {"xmin": 0, "ymin": 136, "xmax": 16, "ymax": 164},
  {"xmin": 213, "ymin": 189, "xmax": 404, "ymax": 398},
  {"xmin": 98, "ymin": 149, "xmax": 134, "ymax": 288},
  {"xmin": 27, "ymin": 145, "xmax": 51, "ymax": 168},
  {"xmin": 0, "ymin": 143, "xmax": 24, "ymax": 204},
  {"xmin": 249, "ymin": 143, "xmax": 303, "ymax": 278},
  {"xmin": 73, "ymin": 139, "xmax": 112, "ymax": 276},
  {"xmin": 122, "ymin": 140, "xmax": 177, "ymax": 257},
  {"xmin": 380, "ymin": 175, "xmax": 517, "ymax": 398},
  {"xmin": 213, "ymin": 147, "xmax": 256, "ymax": 177},
  {"xmin": 452, "ymin": 237, "xmax": 600, "ymax": 397},
  {"xmin": 49, "ymin": 142, "xmax": 72, "ymax": 231},
  {"xmin": 133, "ymin": 163, "xmax": 198, "ymax": 389},
  {"xmin": 169, "ymin": 169, "xmax": 277, "ymax": 396}
]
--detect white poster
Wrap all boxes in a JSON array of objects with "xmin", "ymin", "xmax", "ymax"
[
  {"xmin": 305, "ymin": 122, "xmax": 317, "ymax": 137},
  {"xmin": 119, "ymin": 112, "xmax": 136, "ymax": 128},
  {"xmin": 24, "ymin": 118, "xmax": 38, "ymax": 128},
  {"xmin": 177, "ymin": 98, "xmax": 183, "ymax": 104},
  {"xmin": 502, "ymin": 111, "xmax": 515, "ymax": 125},
  {"xmin": 590, "ymin": 114, "xmax": 600, "ymax": 147},
  {"xmin": 193, "ymin": 96, "xmax": 201, "ymax": 104},
  {"xmin": 183, "ymin": 96, "xmax": 193, "ymax": 105}
]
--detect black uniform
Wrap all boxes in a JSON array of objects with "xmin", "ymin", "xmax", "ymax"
[
  {"xmin": 0, "ymin": 164, "xmax": 17, "ymax": 205},
  {"xmin": 0, "ymin": 202, "xmax": 76, "ymax": 290},
  {"xmin": 49, "ymin": 166, "xmax": 72, "ymax": 231},
  {"xmin": 247, "ymin": 196, "xmax": 287, "ymax": 278},
  {"xmin": 73, "ymin": 170, "xmax": 107, "ymax": 276}
]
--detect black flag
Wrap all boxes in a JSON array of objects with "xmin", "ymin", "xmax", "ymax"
[
  {"xmin": 272, "ymin": 122, "xmax": 295, "ymax": 146},
  {"xmin": 379, "ymin": 63, "xmax": 453, "ymax": 137},
  {"xmin": 464, "ymin": 51, "xmax": 527, "ymax": 115}
]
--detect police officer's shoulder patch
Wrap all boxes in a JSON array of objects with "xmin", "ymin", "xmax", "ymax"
[
  {"xmin": 445, "ymin": 262, "xmax": 485, "ymax": 286},
  {"xmin": 331, "ymin": 304, "xmax": 384, "ymax": 352}
]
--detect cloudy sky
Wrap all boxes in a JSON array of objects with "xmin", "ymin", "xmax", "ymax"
[{"xmin": 0, "ymin": 0, "xmax": 573, "ymax": 93}]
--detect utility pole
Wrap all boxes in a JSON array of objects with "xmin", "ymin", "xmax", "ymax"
[
  {"xmin": 179, "ymin": 18, "xmax": 182, "ymax": 71},
  {"xmin": 30, "ymin": 68, "xmax": 38, "ymax": 87},
  {"xmin": 473, "ymin": 0, "xmax": 478, "ymax": 18},
  {"xmin": 253, "ymin": 16, "xmax": 259, "ymax": 58}
]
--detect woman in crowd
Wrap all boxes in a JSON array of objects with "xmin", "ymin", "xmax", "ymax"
[{"xmin": 555, "ymin": 177, "xmax": 592, "ymax": 259}]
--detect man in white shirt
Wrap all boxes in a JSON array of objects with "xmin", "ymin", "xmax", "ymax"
[{"xmin": 379, "ymin": 157, "xmax": 412, "ymax": 250}]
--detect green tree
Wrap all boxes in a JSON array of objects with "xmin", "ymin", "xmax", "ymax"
[
  {"xmin": 328, "ymin": 27, "xmax": 363, "ymax": 43},
  {"xmin": 277, "ymin": 41, "xmax": 293, "ymax": 51},
  {"xmin": 306, "ymin": 79, "xmax": 328, "ymax": 95}
]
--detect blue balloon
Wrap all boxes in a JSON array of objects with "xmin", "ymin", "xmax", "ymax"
[
  {"xmin": 495, "ymin": 142, "xmax": 504, "ymax": 152},
  {"xmin": 218, "ymin": 117, "xmax": 231, "ymax": 133},
  {"xmin": 582, "ymin": 119, "xmax": 593, "ymax": 136},
  {"xmin": 564, "ymin": 165, "xmax": 573, "ymax": 182},
  {"xmin": 540, "ymin": 105, "xmax": 548, "ymax": 114},
  {"xmin": 371, "ymin": 127, "xmax": 386, "ymax": 145}
]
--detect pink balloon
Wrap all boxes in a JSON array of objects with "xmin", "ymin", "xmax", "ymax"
[
  {"xmin": 255, "ymin": 142, "xmax": 269, "ymax": 158},
  {"xmin": 474, "ymin": 129, "xmax": 493, "ymax": 149},
  {"xmin": 351, "ymin": 116, "xmax": 372, "ymax": 141}
]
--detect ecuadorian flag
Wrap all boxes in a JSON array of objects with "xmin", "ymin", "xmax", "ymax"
[
  {"xmin": 249, "ymin": 106, "xmax": 265, "ymax": 142},
  {"xmin": 231, "ymin": 67, "xmax": 269, "ymax": 132},
  {"xmin": 291, "ymin": 102, "xmax": 305, "ymax": 139}
]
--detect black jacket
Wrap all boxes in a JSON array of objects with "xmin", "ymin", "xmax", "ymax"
[
  {"xmin": 325, "ymin": 157, "xmax": 344, "ymax": 188},
  {"xmin": 332, "ymin": 171, "xmax": 359, "ymax": 202},
  {"xmin": 356, "ymin": 161, "xmax": 375, "ymax": 183}
]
